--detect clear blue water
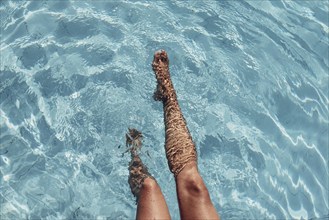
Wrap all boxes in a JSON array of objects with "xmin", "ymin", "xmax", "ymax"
[{"xmin": 0, "ymin": 1, "xmax": 328, "ymax": 219}]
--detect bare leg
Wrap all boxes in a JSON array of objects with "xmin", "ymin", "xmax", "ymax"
[
  {"xmin": 176, "ymin": 162, "xmax": 219, "ymax": 219},
  {"xmin": 152, "ymin": 50, "xmax": 220, "ymax": 219},
  {"xmin": 126, "ymin": 128, "xmax": 171, "ymax": 220},
  {"xmin": 136, "ymin": 178, "xmax": 171, "ymax": 220}
]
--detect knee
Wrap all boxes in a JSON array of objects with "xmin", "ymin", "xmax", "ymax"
[
  {"xmin": 141, "ymin": 177, "xmax": 159, "ymax": 191},
  {"xmin": 183, "ymin": 175, "xmax": 209, "ymax": 198},
  {"xmin": 177, "ymin": 164, "xmax": 210, "ymax": 199}
]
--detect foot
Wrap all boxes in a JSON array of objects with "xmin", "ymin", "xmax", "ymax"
[
  {"xmin": 126, "ymin": 128, "xmax": 154, "ymax": 202},
  {"xmin": 152, "ymin": 50, "xmax": 175, "ymax": 101},
  {"xmin": 152, "ymin": 49, "xmax": 169, "ymax": 74},
  {"xmin": 126, "ymin": 128, "xmax": 143, "ymax": 155}
]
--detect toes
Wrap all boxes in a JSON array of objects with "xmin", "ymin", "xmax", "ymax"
[{"xmin": 152, "ymin": 49, "xmax": 169, "ymax": 66}]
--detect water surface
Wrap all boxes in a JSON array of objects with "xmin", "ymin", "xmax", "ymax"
[{"xmin": 0, "ymin": 0, "xmax": 328, "ymax": 219}]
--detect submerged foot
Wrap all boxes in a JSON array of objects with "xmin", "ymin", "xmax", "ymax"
[
  {"xmin": 126, "ymin": 128, "xmax": 153, "ymax": 202},
  {"xmin": 152, "ymin": 49, "xmax": 169, "ymax": 72},
  {"xmin": 152, "ymin": 50, "xmax": 175, "ymax": 102},
  {"xmin": 126, "ymin": 128, "xmax": 143, "ymax": 155}
]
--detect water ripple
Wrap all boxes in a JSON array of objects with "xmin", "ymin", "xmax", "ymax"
[{"xmin": 1, "ymin": 0, "xmax": 328, "ymax": 219}]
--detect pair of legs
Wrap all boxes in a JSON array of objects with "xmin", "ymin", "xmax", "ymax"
[
  {"xmin": 127, "ymin": 50, "xmax": 219, "ymax": 219},
  {"xmin": 136, "ymin": 162, "xmax": 218, "ymax": 219}
]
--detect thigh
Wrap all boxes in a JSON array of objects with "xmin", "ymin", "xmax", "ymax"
[
  {"xmin": 136, "ymin": 178, "xmax": 171, "ymax": 220},
  {"xmin": 175, "ymin": 162, "xmax": 220, "ymax": 220}
]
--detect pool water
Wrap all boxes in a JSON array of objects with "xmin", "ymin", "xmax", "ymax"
[{"xmin": 0, "ymin": 1, "xmax": 328, "ymax": 219}]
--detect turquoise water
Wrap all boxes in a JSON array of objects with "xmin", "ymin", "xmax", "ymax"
[{"xmin": 0, "ymin": 0, "xmax": 328, "ymax": 219}]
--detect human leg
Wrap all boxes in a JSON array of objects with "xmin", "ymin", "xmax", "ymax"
[
  {"xmin": 126, "ymin": 128, "xmax": 171, "ymax": 220},
  {"xmin": 175, "ymin": 162, "xmax": 219, "ymax": 219},
  {"xmin": 152, "ymin": 50, "xmax": 220, "ymax": 219},
  {"xmin": 136, "ymin": 177, "xmax": 171, "ymax": 220}
]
